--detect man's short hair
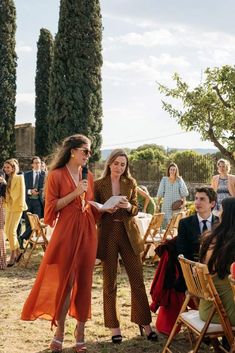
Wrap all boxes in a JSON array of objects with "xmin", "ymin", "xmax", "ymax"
[
  {"xmin": 195, "ymin": 186, "xmax": 217, "ymax": 203},
  {"xmin": 31, "ymin": 156, "xmax": 41, "ymax": 164}
]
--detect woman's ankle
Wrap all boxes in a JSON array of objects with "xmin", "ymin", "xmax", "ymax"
[
  {"xmin": 75, "ymin": 322, "xmax": 85, "ymax": 342},
  {"xmin": 111, "ymin": 327, "xmax": 121, "ymax": 336},
  {"xmin": 142, "ymin": 324, "xmax": 152, "ymax": 336}
]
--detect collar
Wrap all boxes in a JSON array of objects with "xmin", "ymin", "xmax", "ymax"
[{"xmin": 197, "ymin": 213, "xmax": 213, "ymax": 223}]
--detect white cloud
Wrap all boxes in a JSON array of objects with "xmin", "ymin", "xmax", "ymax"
[
  {"xmin": 107, "ymin": 29, "xmax": 175, "ymax": 47},
  {"xmin": 16, "ymin": 45, "xmax": 33, "ymax": 53},
  {"xmin": 16, "ymin": 93, "xmax": 35, "ymax": 104}
]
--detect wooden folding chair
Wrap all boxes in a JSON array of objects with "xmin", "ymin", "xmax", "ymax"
[
  {"xmin": 141, "ymin": 212, "xmax": 164, "ymax": 262},
  {"xmin": 162, "ymin": 255, "xmax": 235, "ymax": 353},
  {"xmin": 19, "ymin": 212, "xmax": 48, "ymax": 268},
  {"xmin": 161, "ymin": 211, "xmax": 184, "ymax": 242}
]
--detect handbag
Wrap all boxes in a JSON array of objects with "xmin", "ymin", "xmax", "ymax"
[{"xmin": 171, "ymin": 199, "xmax": 183, "ymax": 211}]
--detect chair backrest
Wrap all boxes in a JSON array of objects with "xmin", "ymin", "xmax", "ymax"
[
  {"xmin": 179, "ymin": 255, "xmax": 234, "ymax": 345},
  {"xmin": 26, "ymin": 212, "xmax": 48, "ymax": 243},
  {"xmin": 178, "ymin": 255, "xmax": 213, "ymax": 300},
  {"xmin": 142, "ymin": 212, "xmax": 165, "ymax": 242},
  {"xmin": 162, "ymin": 212, "xmax": 184, "ymax": 241}
]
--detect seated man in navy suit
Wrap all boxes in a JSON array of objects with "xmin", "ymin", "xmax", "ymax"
[
  {"xmin": 18, "ymin": 156, "xmax": 45, "ymax": 248},
  {"xmin": 177, "ymin": 186, "xmax": 218, "ymax": 261}
]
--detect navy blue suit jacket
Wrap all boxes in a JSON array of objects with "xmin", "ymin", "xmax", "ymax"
[
  {"xmin": 176, "ymin": 213, "xmax": 219, "ymax": 261},
  {"xmin": 24, "ymin": 170, "xmax": 45, "ymax": 205}
]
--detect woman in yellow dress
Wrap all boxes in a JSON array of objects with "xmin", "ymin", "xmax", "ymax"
[{"xmin": 3, "ymin": 159, "xmax": 27, "ymax": 266}]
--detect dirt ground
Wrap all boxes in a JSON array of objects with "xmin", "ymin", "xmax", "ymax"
[{"xmin": 0, "ymin": 249, "xmax": 212, "ymax": 353}]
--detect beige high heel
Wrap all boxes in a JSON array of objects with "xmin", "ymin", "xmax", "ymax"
[
  {"xmin": 49, "ymin": 333, "xmax": 64, "ymax": 353},
  {"xmin": 74, "ymin": 325, "xmax": 87, "ymax": 352}
]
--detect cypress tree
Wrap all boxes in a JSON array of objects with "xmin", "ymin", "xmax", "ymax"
[
  {"xmin": 0, "ymin": 0, "xmax": 17, "ymax": 165},
  {"xmin": 35, "ymin": 28, "xmax": 54, "ymax": 157},
  {"xmin": 49, "ymin": 0, "xmax": 103, "ymax": 161}
]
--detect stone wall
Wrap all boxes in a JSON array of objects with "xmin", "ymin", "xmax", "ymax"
[{"xmin": 15, "ymin": 123, "xmax": 35, "ymax": 171}]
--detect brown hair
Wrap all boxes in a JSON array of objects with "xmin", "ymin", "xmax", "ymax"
[
  {"xmin": 195, "ymin": 186, "xmax": 217, "ymax": 204},
  {"xmin": 31, "ymin": 156, "xmax": 41, "ymax": 164},
  {"xmin": 102, "ymin": 149, "xmax": 131, "ymax": 179},
  {"xmin": 3, "ymin": 158, "xmax": 19, "ymax": 190},
  {"xmin": 167, "ymin": 163, "xmax": 180, "ymax": 178},
  {"xmin": 48, "ymin": 134, "xmax": 90, "ymax": 171}
]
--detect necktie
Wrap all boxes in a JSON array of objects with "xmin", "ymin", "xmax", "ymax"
[
  {"xmin": 202, "ymin": 219, "xmax": 208, "ymax": 233},
  {"xmin": 34, "ymin": 172, "xmax": 39, "ymax": 189}
]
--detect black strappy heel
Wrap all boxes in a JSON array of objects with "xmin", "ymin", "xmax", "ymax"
[
  {"xmin": 111, "ymin": 334, "xmax": 123, "ymax": 344},
  {"xmin": 139, "ymin": 325, "xmax": 158, "ymax": 341}
]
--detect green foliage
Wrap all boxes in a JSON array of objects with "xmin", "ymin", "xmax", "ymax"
[
  {"xmin": 0, "ymin": 0, "xmax": 17, "ymax": 165},
  {"xmin": 35, "ymin": 28, "xmax": 54, "ymax": 157},
  {"xmin": 129, "ymin": 144, "xmax": 167, "ymax": 181},
  {"xmin": 158, "ymin": 65, "xmax": 235, "ymax": 167},
  {"xmin": 48, "ymin": 0, "xmax": 103, "ymax": 161},
  {"xmin": 129, "ymin": 144, "xmax": 166, "ymax": 162},
  {"xmin": 169, "ymin": 150, "xmax": 214, "ymax": 183}
]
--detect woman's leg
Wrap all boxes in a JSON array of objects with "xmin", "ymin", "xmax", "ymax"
[
  {"xmin": 0, "ymin": 229, "xmax": 6, "ymax": 269},
  {"xmin": 102, "ymin": 224, "xmax": 120, "ymax": 328},
  {"xmin": 119, "ymin": 226, "xmax": 152, "ymax": 326}
]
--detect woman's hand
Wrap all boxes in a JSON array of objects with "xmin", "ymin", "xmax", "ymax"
[
  {"xmin": 117, "ymin": 197, "xmax": 131, "ymax": 210},
  {"xmin": 104, "ymin": 206, "xmax": 118, "ymax": 214},
  {"xmin": 0, "ymin": 176, "xmax": 6, "ymax": 184},
  {"xmin": 76, "ymin": 180, "xmax": 88, "ymax": 196}
]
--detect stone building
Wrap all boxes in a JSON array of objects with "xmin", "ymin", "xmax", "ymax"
[{"xmin": 15, "ymin": 123, "xmax": 35, "ymax": 171}]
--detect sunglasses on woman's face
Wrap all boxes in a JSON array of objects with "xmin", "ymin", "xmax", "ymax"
[{"xmin": 75, "ymin": 148, "xmax": 92, "ymax": 156}]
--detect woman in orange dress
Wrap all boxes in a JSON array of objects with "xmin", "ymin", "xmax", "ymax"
[{"xmin": 21, "ymin": 134, "xmax": 97, "ymax": 353}]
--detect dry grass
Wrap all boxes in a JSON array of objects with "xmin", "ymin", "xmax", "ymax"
[{"xmin": 0, "ymin": 247, "xmax": 211, "ymax": 353}]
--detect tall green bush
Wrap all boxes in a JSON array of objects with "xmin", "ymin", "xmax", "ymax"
[
  {"xmin": 35, "ymin": 28, "xmax": 54, "ymax": 157},
  {"xmin": 49, "ymin": 0, "xmax": 103, "ymax": 161},
  {"xmin": 0, "ymin": 0, "xmax": 17, "ymax": 165}
]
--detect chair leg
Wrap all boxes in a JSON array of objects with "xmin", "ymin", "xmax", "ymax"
[
  {"xmin": 141, "ymin": 244, "xmax": 151, "ymax": 263},
  {"xmin": 162, "ymin": 318, "xmax": 182, "ymax": 353},
  {"xmin": 24, "ymin": 243, "xmax": 37, "ymax": 268},
  {"xmin": 162, "ymin": 295, "xmax": 191, "ymax": 353}
]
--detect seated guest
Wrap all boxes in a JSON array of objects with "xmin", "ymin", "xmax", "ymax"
[
  {"xmin": 199, "ymin": 197, "xmax": 235, "ymax": 326},
  {"xmin": 137, "ymin": 185, "xmax": 156, "ymax": 215},
  {"xmin": 177, "ymin": 186, "xmax": 218, "ymax": 261}
]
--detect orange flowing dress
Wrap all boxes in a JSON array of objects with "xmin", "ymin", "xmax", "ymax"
[{"xmin": 21, "ymin": 166, "xmax": 97, "ymax": 326}]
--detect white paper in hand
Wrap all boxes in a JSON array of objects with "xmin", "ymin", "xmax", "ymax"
[{"xmin": 89, "ymin": 195, "xmax": 126, "ymax": 211}]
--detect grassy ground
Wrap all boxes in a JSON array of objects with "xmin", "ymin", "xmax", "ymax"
[{"xmin": 0, "ymin": 247, "xmax": 211, "ymax": 353}]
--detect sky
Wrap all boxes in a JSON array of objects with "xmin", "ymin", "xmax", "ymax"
[{"xmin": 14, "ymin": 0, "xmax": 235, "ymax": 151}]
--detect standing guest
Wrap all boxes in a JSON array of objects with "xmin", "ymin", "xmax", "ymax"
[
  {"xmin": 177, "ymin": 186, "xmax": 218, "ymax": 261},
  {"xmin": 3, "ymin": 159, "xmax": 27, "ymax": 266},
  {"xmin": 21, "ymin": 134, "xmax": 97, "ymax": 353},
  {"xmin": 156, "ymin": 163, "xmax": 188, "ymax": 226},
  {"xmin": 199, "ymin": 197, "xmax": 235, "ymax": 327},
  {"xmin": 94, "ymin": 149, "xmax": 158, "ymax": 343},
  {"xmin": 211, "ymin": 158, "xmax": 235, "ymax": 213},
  {"xmin": 137, "ymin": 185, "xmax": 156, "ymax": 215},
  {"xmin": 0, "ymin": 170, "xmax": 7, "ymax": 270},
  {"xmin": 18, "ymin": 156, "xmax": 45, "ymax": 248}
]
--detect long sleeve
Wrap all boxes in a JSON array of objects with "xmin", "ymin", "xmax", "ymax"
[
  {"xmin": 44, "ymin": 171, "xmax": 60, "ymax": 227},
  {"xmin": 179, "ymin": 178, "xmax": 189, "ymax": 198},
  {"xmin": 157, "ymin": 177, "xmax": 166, "ymax": 198}
]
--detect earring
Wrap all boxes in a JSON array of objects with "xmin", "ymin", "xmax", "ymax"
[{"xmin": 71, "ymin": 154, "xmax": 75, "ymax": 158}]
